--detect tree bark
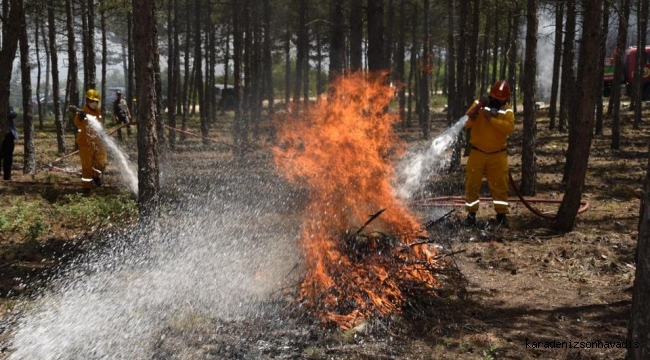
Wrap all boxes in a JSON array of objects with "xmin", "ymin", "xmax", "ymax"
[
  {"xmin": 610, "ymin": 0, "xmax": 631, "ymax": 149},
  {"xmin": 0, "ymin": 0, "xmax": 21, "ymax": 141},
  {"xmin": 132, "ymin": 0, "xmax": 160, "ymax": 220},
  {"xmin": 397, "ymin": 0, "xmax": 406, "ymax": 124},
  {"xmin": 19, "ymin": 0, "xmax": 34, "ymax": 174},
  {"xmin": 558, "ymin": 0, "xmax": 576, "ymax": 133},
  {"xmin": 100, "ymin": 3, "xmax": 107, "ymax": 120},
  {"xmin": 595, "ymin": 0, "xmax": 609, "ymax": 136},
  {"xmin": 329, "ymin": 0, "xmax": 344, "ymax": 85},
  {"xmin": 548, "ymin": 0, "xmax": 563, "ymax": 130},
  {"xmin": 554, "ymin": 0, "xmax": 602, "ymax": 232},
  {"xmin": 367, "ymin": 0, "xmax": 385, "ymax": 72},
  {"xmin": 628, "ymin": 136, "xmax": 650, "ymax": 359},
  {"xmin": 418, "ymin": 0, "xmax": 430, "ymax": 139},
  {"xmin": 632, "ymin": 0, "xmax": 648, "ymax": 129},
  {"xmin": 87, "ymin": 0, "xmax": 96, "ymax": 90},
  {"xmin": 167, "ymin": 0, "xmax": 178, "ymax": 148},
  {"xmin": 263, "ymin": 0, "xmax": 274, "ymax": 114},
  {"xmin": 35, "ymin": 16, "xmax": 44, "ymax": 129},
  {"xmin": 348, "ymin": 0, "xmax": 362, "ymax": 73},
  {"xmin": 521, "ymin": 0, "xmax": 538, "ymax": 196},
  {"xmin": 293, "ymin": 0, "xmax": 307, "ymax": 103},
  {"xmin": 48, "ymin": 0, "xmax": 65, "ymax": 154},
  {"xmin": 65, "ymin": 0, "xmax": 79, "ymax": 114}
]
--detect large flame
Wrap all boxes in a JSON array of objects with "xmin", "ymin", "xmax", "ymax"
[{"xmin": 274, "ymin": 73, "xmax": 439, "ymax": 329}]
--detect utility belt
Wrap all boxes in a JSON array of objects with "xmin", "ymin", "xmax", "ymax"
[{"xmin": 472, "ymin": 146, "xmax": 507, "ymax": 154}]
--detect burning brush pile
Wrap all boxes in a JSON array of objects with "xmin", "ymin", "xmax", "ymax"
[{"xmin": 273, "ymin": 73, "xmax": 464, "ymax": 329}]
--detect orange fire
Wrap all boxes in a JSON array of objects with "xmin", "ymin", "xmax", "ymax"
[{"xmin": 273, "ymin": 73, "xmax": 440, "ymax": 329}]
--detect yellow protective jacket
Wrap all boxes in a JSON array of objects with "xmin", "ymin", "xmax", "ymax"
[
  {"xmin": 74, "ymin": 105, "xmax": 104, "ymax": 148},
  {"xmin": 464, "ymin": 101, "xmax": 515, "ymax": 152}
]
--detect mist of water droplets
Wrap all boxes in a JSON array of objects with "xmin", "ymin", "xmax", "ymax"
[{"xmin": 396, "ymin": 115, "xmax": 469, "ymax": 199}]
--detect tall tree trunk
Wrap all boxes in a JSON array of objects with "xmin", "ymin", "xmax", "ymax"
[
  {"xmin": 548, "ymin": 0, "xmax": 563, "ymax": 130},
  {"xmin": 100, "ymin": 3, "xmax": 107, "ymax": 120},
  {"xmin": 41, "ymin": 22, "xmax": 50, "ymax": 125},
  {"xmin": 263, "ymin": 0, "xmax": 273, "ymax": 115},
  {"xmin": 418, "ymin": 0, "xmax": 430, "ymax": 138},
  {"xmin": 507, "ymin": 6, "xmax": 520, "ymax": 114},
  {"xmin": 133, "ymin": 0, "xmax": 160, "ymax": 221},
  {"xmin": 284, "ymin": 26, "xmax": 291, "ymax": 104},
  {"xmin": 610, "ymin": 0, "xmax": 631, "ymax": 149},
  {"xmin": 629, "ymin": 151, "xmax": 650, "ymax": 359},
  {"xmin": 19, "ymin": 1, "xmax": 34, "ymax": 174},
  {"xmin": 192, "ymin": 0, "xmax": 205, "ymax": 140},
  {"xmin": 595, "ymin": 0, "xmax": 609, "ymax": 136},
  {"xmin": 181, "ymin": 0, "xmax": 191, "ymax": 140},
  {"xmin": 467, "ymin": 0, "xmax": 480, "ymax": 101},
  {"xmin": 127, "ymin": 13, "xmax": 135, "ymax": 119},
  {"xmin": 446, "ymin": 0, "xmax": 456, "ymax": 127},
  {"xmin": 632, "ymin": 0, "xmax": 648, "ymax": 129},
  {"xmin": 35, "ymin": 16, "xmax": 44, "ymax": 129},
  {"xmin": 168, "ymin": 0, "xmax": 177, "ymax": 148},
  {"xmin": 397, "ymin": 0, "xmax": 406, "ymax": 124},
  {"xmin": 385, "ymin": 0, "xmax": 394, "ymax": 78},
  {"xmin": 154, "ymin": 24, "xmax": 164, "ymax": 142},
  {"xmin": 555, "ymin": 0, "xmax": 603, "ymax": 232},
  {"xmin": 367, "ymin": 0, "xmax": 385, "ymax": 72},
  {"xmin": 521, "ymin": 0, "xmax": 538, "ymax": 196},
  {"xmin": 558, "ymin": 0, "xmax": 576, "ymax": 133},
  {"xmin": 81, "ymin": 0, "xmax": 88, "ymax": 91},
  {"xmin": 329, "ymin": 0, "xmax": 345, "ymax": 82},
  {"xmin": 293, "ymin": 0, "xmax": 307, "ymax": 104},
  {"xmin": 349, "ymin": 0, "xmax": 362, "ymax": 73},
  {"xmin": 232, "ymin": 0, "xmax": 245, "ymax": 152},
  {"xmin": 48, "ymin": 0, "xmax": 65, "ymax": 154},
  {"xmin": 65, "ymin": 0, "xmax": 79, "ymax": 112},
  {"xmin": 87, "ymin": 0, "xmax": 96, "ymax": 90},
  {"xmin": 222, "ymin": 19, "xmax": 230, "ymax": 115},
  {"xmin": 490, "ymin": 12, "xmax": 499, "ymax": 86},
  {"xmin": 479, "ymin": 0, "xmax": 491, "ymax": 94},
  {"xmin": 0, "ymin": 0, "xmax": 20, "ymax": 142}
]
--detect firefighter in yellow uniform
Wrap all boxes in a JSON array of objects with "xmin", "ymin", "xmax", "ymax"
[
  {"xmin": 463, "ymin": 80, "xmax": 515, "ymax": 226},
  {"xmin": 74, "ymin": 89, "xmax": 108, "ymax": 187}
]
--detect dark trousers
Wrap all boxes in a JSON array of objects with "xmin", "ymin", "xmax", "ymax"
[{"xmin": 0, "ymin": 133, "xmax": 15, "ymax": 180}]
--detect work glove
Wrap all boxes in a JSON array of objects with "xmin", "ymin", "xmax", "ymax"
[{"xmin": 479, "ymin": 95, "xmax": 490, "ymax": 106}]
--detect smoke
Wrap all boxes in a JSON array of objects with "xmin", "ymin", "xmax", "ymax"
[{"xmin": 534, "ymin": 7, "xmax": 559, "ymax": 102}]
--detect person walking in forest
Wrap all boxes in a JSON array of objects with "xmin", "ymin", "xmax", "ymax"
[
  {"xmin": 112, "ymin": 90, "xmax": 132, "ymax": 140},
  {"xmin": 0, "ymin": 106, "xmax": 19, "ymax": 181},
  {"xmin": 463, "ymin": 79, "xmax": 515, "ymax": 227},
  {"xmin": 73, "ymin": 89, "xmax": 108, "ymax": 188}
]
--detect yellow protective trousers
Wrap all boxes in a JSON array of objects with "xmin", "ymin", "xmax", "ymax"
[
  {"xmin": 78, "ymin": 142, "xmax": 107, "ymax": 187},
  {"xmin": 465, "ymin": 148, "xmax": 509, "ymax": 215}
]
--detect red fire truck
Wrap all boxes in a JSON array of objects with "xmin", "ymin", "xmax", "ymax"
[{"xmin": 603, "ymin": 45, "xmax": 650, "ymax": 100}]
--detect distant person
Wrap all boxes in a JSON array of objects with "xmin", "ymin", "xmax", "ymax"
[
  {"xmin": 463, "ymin": 79, "xmax": 515, "ymax": 227},
  {"xmin": 112, "ymin": 90, "xmax": 132, "ymax": 125},
  {"xmin": 112, "ymin": 90, "xmax": 132, "ymax": 140},
  {"xmin": 0, "ymin": 106, "xmax": 18, "ymax": 180},
  {"xmin": 73, "ymin": 89, "xmax": 108, "ymax": 187}
]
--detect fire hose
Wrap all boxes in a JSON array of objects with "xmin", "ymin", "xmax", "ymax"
[{"xmin": 412, "ymin": 171, "xmax": 589, "ymax": 220}]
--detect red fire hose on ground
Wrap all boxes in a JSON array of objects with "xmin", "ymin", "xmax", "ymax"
[{"xmin": 412, "ymin": 171, "xmax": 589, "ymax": 220}]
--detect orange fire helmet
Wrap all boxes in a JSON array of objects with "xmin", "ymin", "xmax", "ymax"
[{"xmin": 490, "ymin": 80, "xmax": 511, "ymax": 101}]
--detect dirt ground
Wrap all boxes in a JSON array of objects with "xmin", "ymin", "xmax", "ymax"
[{"xmin": 0, "ymin": 103, "xmax": 646, "ymax": 359}]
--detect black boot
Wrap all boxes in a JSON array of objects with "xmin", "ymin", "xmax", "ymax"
[
  {"xmin": 496, "ymin": 213, "xmax": 508, "ymax": 227},
  {"xmin": 93, "ymin": 176, "xmax": 102, "ymax": 187},
  {"xmin": 463, "ymin": 212, "xmax": 477, "ymax": 226}
]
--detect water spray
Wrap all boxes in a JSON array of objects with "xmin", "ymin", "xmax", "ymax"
[{"xmin": 396, "ymin": 115, "xmax": 469, "ymax": 199}]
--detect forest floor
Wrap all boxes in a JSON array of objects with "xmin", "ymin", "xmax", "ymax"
[{"xmin": 0, "ymin": 102, "xmax": 647, "ymax": 359}]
